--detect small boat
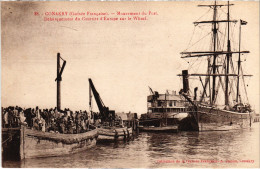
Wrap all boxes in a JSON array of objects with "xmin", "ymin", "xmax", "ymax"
[
  {"xmin": 88, "ymin": 78, "xmax": 134, "ymax": 142},
  {"xmin": 138, "ymin": 125, "xmax": 178, "ymax": 132},
  {"xmin": 97, "ymin": 127, "xmax": 132, "ymax": 142},
  {"xmin": 19, "ymin": 125, "xmax": 98, "ymax": 159}
]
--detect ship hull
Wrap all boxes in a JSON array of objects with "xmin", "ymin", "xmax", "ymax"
[
  {"xmin": 97, "ymin": 127, "xmax": 132, "ymax": 142},
  {"xmin": 190, "ymin": 106, "xmax": 254, "ymax": 131},
  {"xmin": 139, "ymin": 112, "xmax": 194, "ymax": 131},
  {"xmin": 20, "ymin": 126, "xmax": 98, "ymax": 159}
]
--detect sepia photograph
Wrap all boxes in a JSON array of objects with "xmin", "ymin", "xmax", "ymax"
[{"xmin": 1, "ymin": 0, "xmax": 259, "ymax": 168}]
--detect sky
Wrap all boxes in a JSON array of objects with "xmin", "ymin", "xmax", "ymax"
[{"xmin": 1, "ymin": 1, "xmax": 259, "ymax": 114}]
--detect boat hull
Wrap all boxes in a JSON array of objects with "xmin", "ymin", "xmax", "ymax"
[
  {"xmin": 20, "ymin": 126, "xmax": 98, "ymax": 159},
  {"xmin": 97, "ymin": 127, "xmax": 132, "ymax": 142},
  {"xmin": 138, "ymin": 125, "xmax": 178, "ymax": 132},
  {"xmin": 190, "ymin": 106, "xmax": 255, "ymax": 131}
]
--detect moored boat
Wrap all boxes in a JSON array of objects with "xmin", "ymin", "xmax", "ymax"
[
  {"xmin": 19, "ymin": 125, "xmax": 98, "ymax": 159},
  {"xmin": 97, "ymin": 127, "xmax": 132, "ymax": 142},
  {"xmin": 2, "ymin": 54, "xmax": 99, "ymax": 160},
  {"xmin": 139, "ymin": 88, "xmax": 191, "ymax": 131}
]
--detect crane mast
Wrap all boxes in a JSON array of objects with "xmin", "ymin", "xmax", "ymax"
[
  {"xmin": 55, "ymin": 53, "xmax": 66, "ymax": 111},
  {"xmin": 88, "ymin": 78, "xmax": 115, "ymax": 122}
]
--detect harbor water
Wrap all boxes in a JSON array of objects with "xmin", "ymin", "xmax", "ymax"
[{"xmin": 3, "ymin": 123, "xmax": 259, "ymax": 168}]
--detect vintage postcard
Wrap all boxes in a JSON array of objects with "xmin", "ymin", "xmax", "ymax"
[{"xmin": 1, "ymin": 1, "xmax": 259, "ymax": 168}]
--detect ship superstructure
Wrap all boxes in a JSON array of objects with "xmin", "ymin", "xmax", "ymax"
[{"xmin": 139, "ymin": 88, "xmax": 189, "ymax": 131}]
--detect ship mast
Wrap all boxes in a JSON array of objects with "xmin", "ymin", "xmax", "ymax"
[
  {"xmin": 211, "ymin": 0, "xmax": 218, "ymax": 104},
  {"xmin": 236, "ymin": 19, "xmax": 248, "ymax": 104},
  {"xmin": 236, "ymin": 19, "xmax": 245, "ymax": 103},
  {"xmin": 236, "ymin": 20, "xmax": 242, "ymax": 103},
  {"xmin": 225, "ymin": 1, "xmax": 231, "ymax": 107}
]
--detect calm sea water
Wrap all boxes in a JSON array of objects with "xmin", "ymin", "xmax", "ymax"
[{"xmin": 3, "ymin": 123, "xmax": 259, "ymax": 168}]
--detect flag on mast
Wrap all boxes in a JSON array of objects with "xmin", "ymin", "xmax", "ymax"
[{"xmin": 241, "ymin": 20, "xmax": 247, "ymax": 25}]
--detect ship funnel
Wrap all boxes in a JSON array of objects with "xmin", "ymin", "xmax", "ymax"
[
  {"xmin": 182, "ymin": 70, "xmax": 189, "ymax": 93},
  {"xmin": 194, "ymin": 87, "xmax": 198, "ymax": 100}
]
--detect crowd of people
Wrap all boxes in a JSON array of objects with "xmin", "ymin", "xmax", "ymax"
[{"xmin": 2, "ymin": 106, "xmax": 102, "ymax": 134}]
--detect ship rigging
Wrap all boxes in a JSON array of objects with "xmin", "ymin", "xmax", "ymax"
[
  {"xmin": 178, "ymin": 1, "xmax": 255, "ymax": 131},
  {"xmin": 179, "ymin": 1, "xmax": 252, "ymax": 109}
]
